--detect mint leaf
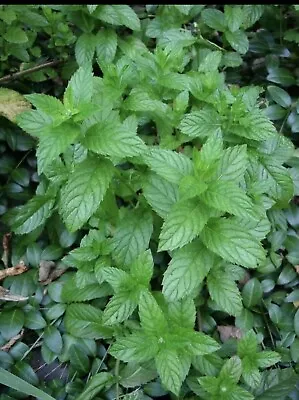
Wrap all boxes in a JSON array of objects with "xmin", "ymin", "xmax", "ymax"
[
  {"xmin": 225, "ymin": 30, "xmax": 249, "ymax": 54},
  {"xmin": 162, "ymin": 241, "xmax": 215, "ymax": 301},
  {"xmin": 180, "ymin": 109, "xmax": 221, "ymax": 138},
  {"xmin": 24, "ymin": 94, "xmax": 66, "ymax": 119},
  {"xmin": 102, "ymin": 267, "xmax": 130, "ymax": 292},
  {"xmin": 217, "ymin": 144, "xmax": 248, "ymax": 182},
  {"xmin": 224, "ymin": 6, "xmax": 244, "ymax": 32},
  {"xmin": 16, "ymin": 109, "xmax": 53, "ymax": 138},
  {"xmin": 143, "ymin": 148, "xmax": 193, "ymax": 185},
  {"xmin": 155, "ymin": 349, "xmax": 187, "ymax": 396},
  {"xmin": 201, "ymin": 181, "xmax": 254, "ymax": 219},
  {"xmin": 168, "ymin": 298, "xmax": 196, "ymax": 329},
  {"xmin": 59, "ymin": 156, "xmax": 114, "ymax": 232},
  {"xmin": 82, "ymin": 120, "xmax": 146, "ymax": 158},
  {"xmin": 64, "ymin": 67, "xmax": 93, "ymax": 109},
  {"xmin": 201, "ymin": 8, "xmax": 227, "ymax": 31},
  {"xmin": 110, "ymin": 333, "xmax": 158, "ymax": 363},
  {"xmin": 4, "ymin": 193, "xmax": 55, "ymax": 235},
  {"xmin": 256, "ymin": 352, "xmax": 281, "ymax": 369},
  {"xmin": 236, "ymin": 109, "xmax": 277, "ymax": 141},
  {"xmin": 103, "ymin": 293, "xmax": 137, "ymax": 325},
  {"xmin": 112, "ymin": 208, "xmax": 153, "ymax": 266},
  {"xmin": 219, "ymin": 356, "xmax": 242, "ymax": 383},
  {"xmin": 130, "ymin": 250, "xmax": 153, "ymax": 285},
  {"xmin": 207, "ymin": 267, "xmax": 243, "ymax": 316},
  {"xmin": 96, "ymin": 29, "xmax": 117, "ymax": 65},
  {"xmin": 139, "ymin": 291, "xmax": 167, "ymax": 335},
  {"xmin": 65, "ymin": 304, "xmax": 112, "ymax": 339},
  {"xmin": 201, "ymin": 218, "xmax": 265, "ymax": 268},
  {"xmin": 37, "ymin": 122, "xmax": 81, "ymax": 174},
  {"xmin": 159, "ymin": 199, "xmax": 210, "ymax": 252},
  {"xmin": 142, "ymin": 172, "xmax": 179, "ymax": 218},
  {"xmin": 75, "ymin": 33, "xmax": 96, "ymax": 67}
]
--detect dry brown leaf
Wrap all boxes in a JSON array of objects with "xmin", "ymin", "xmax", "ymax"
[
  {"xmin": 295, "ymin": 265, "xmax": 299, "ymax": 274},
  {"xmin": 39, "ymin": 260, "xmax": 66, "ymax": 285},
  {"xmin": 0, "ymin": 260, "xmax": 28, "ymax": 281},
  {"xmin": 39, "ymin": 260, "xmax": 55, "ymax": 282},
  {"xmin": 293, "ymin": 301, "xmax": 299, "ymax": 308},
  {"xmin": 0, "ymin": 88, "xmax": 31, "ymax": 122},
  {"xmin": 217, "ymin": 325, "xmax": 243, "ymax": 343}
]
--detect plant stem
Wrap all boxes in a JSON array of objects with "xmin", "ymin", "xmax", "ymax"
[
  {"xmin": 0, "ymin": 60, "xmax": 62, "ymax": 84},
  {"xmin": 115, "ymin": 359, "xmax": 120, "ymax": 400}
]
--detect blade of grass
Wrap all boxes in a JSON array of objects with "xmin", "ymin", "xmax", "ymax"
[{"xmin": 0, "ymin": 367, "xmax": 55, "ymax": 400}]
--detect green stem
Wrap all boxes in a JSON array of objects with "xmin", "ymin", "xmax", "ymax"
[{"xmin": 115, "ymin": 359, "xmax": 120, "ymax": 400}]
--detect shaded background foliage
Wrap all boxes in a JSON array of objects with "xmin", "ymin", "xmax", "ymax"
[{"xmin": 0, "ymin": 4, "xmax": 299, "ymax": 400}]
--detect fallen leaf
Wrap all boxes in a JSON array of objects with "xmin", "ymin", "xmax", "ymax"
[
  {"xmin": 217, "ymin": 325, "xmax": 243, "ymax": 342},
  {"xmin": 0, "ymin": 88, "xmax": 31, "ymax": 122},
  {"xmin": 39, "ymin": 260, "xmax": 55, "ymax": 282}
]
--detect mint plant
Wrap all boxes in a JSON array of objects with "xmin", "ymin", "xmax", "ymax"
[{"xmin": 1, "ymin": 4, "xmax": 299, "ymax": 399}]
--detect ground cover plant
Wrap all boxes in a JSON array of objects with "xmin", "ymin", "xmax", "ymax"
[{"xmin": 0, "ymin": 5, "xmax": 299, "ymax": 400}]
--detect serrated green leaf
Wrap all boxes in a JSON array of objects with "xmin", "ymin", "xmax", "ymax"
[
  {"xmin": 142, "ymin": 172, "xmax": 179, "ymax": 218},
  {"xmin": 219, "ymin": 356, "xmax": 242, "ymax": 383},
  {"xmin": 103, "ymin": 293, "xmax": 137, "ymax": 325},
  {"xmin": 82, "ymin": 120, "xmax": 146, "ymax": 158},
  {"xmin": 168, "ymin": 298, "xmax": 196, "ymax": 329},
  {"xmin": 59, "ymin": 156, "xmax": 114, "ymax": 232},
  {"xmin": 155, "ymin": 349, "xmax": 186, "ymax": 396},
  {"xmin": 16, "ymin": 109, "xmax": 53, "ymax": 137},
  {"xmin": 4, "ymin": 193, "xmax": 55, "ymax": 235},
  {"xmin": 96, "ymin": 28, "xmax": 117, "ymax": 65},
  {"xmin": 37, "ymin": 122, "xmax": 81, "ymax": 174},
  {"xmin": 242, "ymin": 356, "xmax": 261, "ymax": 388},
  {"xmin": 75, "ymin": 372, "xmax": 113, "ymax": 400},
  {"xmin": 242, "ymin": 5, "xmax": 264, "ymax": 29},
  {"xmin": 110, "ymin": 332, "xmax": 158, "ymax": 363},
  {"xmin": 159, "ymin": 199, "xmax": 210, "ymax": 252},
  {"xmin": 64, "ymin": 67, "xmax": 93, "ymax": 109},
  {"xmin": 256, "ymin": 352, "xmax": 281, "ymax": 369},
  {"xmin": 225, "ymin": 30, "xmax": 249, "ymax": 54},
  {"xmin": 201, "ymin": 8, "xmax": 227, "ymax": 31},
  {"xmin": 180, "ymin": 109, "xmax": 221, "ymax": 138},
  {"xmin": 130, "ymin": 250, "xmax": 153, "ymax": 285},
  {"xmin": 143, "ymin": 148, "xmax": 193, "ymax": 185},
  {"xmin": 96, "ymin": 5, "xmax": 140, "ymax": 31},
  {"xmin": 75, "ymin": 33, "xmax": 96, "ymax": 67},
  {"xmin": 198, "ymin": 51, "xmax": 222, "ymax": 73},
  {"xmin": 162, "ymin": 241, "xmax": 215, "ymax": 301},
  {"xmin": 112, "ymin": 208, "xmax": 153, "ymax": 266},
  {"xmin": 201, "ymin": 181, "xmax": 254, "ymax": 219},
  {"xmin": 207, "ymin": 268, "xmax": 242, "ymax": 316},
  {"xmin": 65, "ymin": 303, "xmax": 113, "ymax": 339},
  {"xmin": 238, "ymin": 330, "xmax": 258, "ymax": 357},
  {"xmin": 217, "ymin": 144, "xmax": 248, "ymax": 182},
  {"xmin": 102, "ymin": 267, "xmax": 130, "ymax": 292},
  {"xmin": 139, "ymin": 291, "xmax": 167, "ymax": 335},
  {"xmin": 24, "ymin": 94, "xmax": 66, "ymax": 119},
  {"xmin": 201, "ymin": 218, "xmax": 265, "ymax": 268},
  {"xmin": 224, "ymin": 6, "xmax": 244, "ymax": 32}
]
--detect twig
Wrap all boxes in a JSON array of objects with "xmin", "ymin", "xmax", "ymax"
[
  {"xmin": 1, "ymin": 329, "xmax": 24, "ymax": 351},
  {"xmin": 1, "ymin": 233, "xmax": 11, "ymax": 268},
  {"xmin": 0, "ymin": 260, "xmax": 28, "ymax": 281},
  {"xmin": 0, "ymin": 60, "xmax": 63, "ymax": 84},
  {"xmin": 115, "ymin": 359, "xmax": 120, "ymax": 400}
]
